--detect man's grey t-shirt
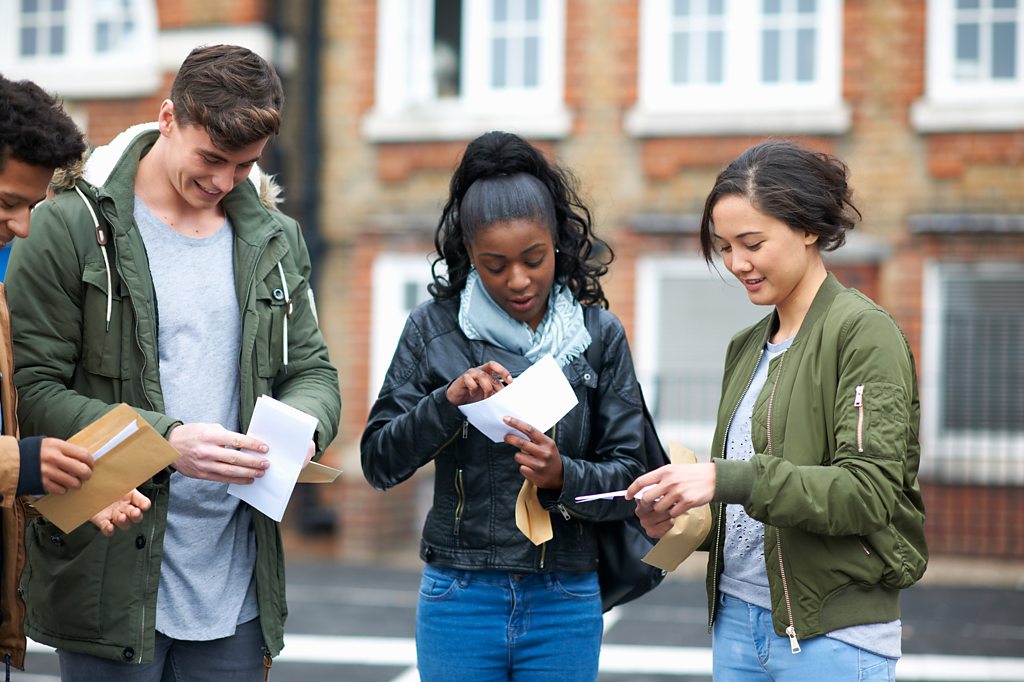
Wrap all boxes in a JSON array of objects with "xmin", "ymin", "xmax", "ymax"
[{"xmin": 135, "ymin": 198, "xmax": 259, "ymax": 641}]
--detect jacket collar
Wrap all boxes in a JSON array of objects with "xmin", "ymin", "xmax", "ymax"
[{"xmin": 756, "ymin": 272, "xmax": 846, "ymax": 347}]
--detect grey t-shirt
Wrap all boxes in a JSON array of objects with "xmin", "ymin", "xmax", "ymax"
[
  {"xmin": 719, "ymin": 336, "xmax": 901, "ymax": 659},
  {"xmin": 135, "ymin": 198, "xmax": 259, "ymax": 641}
]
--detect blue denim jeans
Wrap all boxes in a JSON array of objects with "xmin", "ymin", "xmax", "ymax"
[
  {"xmin": 415, "ymin": 564, "xmax": 603, "ymax": 682},
  {"xmin": 712, "ymin": 593, "xmax": 897, "ymax": 681},
  {"xmin": 56, "ymin": 617, "xmax": 266, "ymax": 682}
]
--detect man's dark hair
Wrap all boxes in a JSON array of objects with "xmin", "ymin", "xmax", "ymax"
[
  {"xmin": 171, "ymin": 44, "xmax": 285, "ymax": 151},
  {"xmin": 0, "ymin": 74, "xmax": 86, "ymax": 172}
]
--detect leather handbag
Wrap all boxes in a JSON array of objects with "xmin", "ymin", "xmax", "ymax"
[{"xmin": 584, "ymin": 306, "xmax": 669, "ymax": 611}]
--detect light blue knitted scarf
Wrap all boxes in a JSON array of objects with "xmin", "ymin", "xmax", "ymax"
[{"xmin": 458, "ymin": 268, "xmax": 591, "ymax": 367}]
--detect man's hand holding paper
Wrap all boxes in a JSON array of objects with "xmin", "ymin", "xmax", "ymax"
[
  {"xmin": 226, "ymin": 396, "xmax": 320, "ymax": 522},
  {"xmin": 168, "ymin": 422, "xmax": 270, "ymax": 485}
]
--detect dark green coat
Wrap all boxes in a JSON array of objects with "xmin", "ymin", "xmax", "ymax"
[
  {"xmin": 7, "ymin": 128, "xmax": 341, "ymax": 663},
  {"xmin": 708, "ymin": 274, "xmax": 927, "ymax": 647}
]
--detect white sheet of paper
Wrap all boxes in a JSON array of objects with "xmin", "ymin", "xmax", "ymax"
[
  {"xmin": 92, "ymin": 421, "xmax": 139, "ymax": 461},
  {"xmin": 227, "ymin": 395, "xmax": 318, "ymax": 522},
  {"xmin": 457, "ymin": 354, "xmax": 578, "ymax": 443}
]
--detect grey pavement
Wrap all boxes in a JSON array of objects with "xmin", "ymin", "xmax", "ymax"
[{"xmin": 13, "ymin": 557, "xmax": 1024, "ymax": 681}]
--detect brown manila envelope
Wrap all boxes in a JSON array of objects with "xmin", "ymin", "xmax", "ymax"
[
  {"xmin": 297, "ymin": 461, "xmax": 342, "ymax": 483},
  {"xmin": 641, "ymin": 443, "xmax": 713, "ymax": 571},
  {"xmin": 33, "ymin": 403, "xmax": 180, "ymax": 533}
]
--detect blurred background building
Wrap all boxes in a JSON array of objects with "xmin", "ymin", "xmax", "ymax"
[{"xmin": 2, "ymin": 0, "xmax": 1022, "ymax": 564}]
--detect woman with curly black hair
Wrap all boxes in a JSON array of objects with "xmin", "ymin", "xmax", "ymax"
[{"xmin": 361, "ymin": 131, "xmax": 648, "ymax": 681}]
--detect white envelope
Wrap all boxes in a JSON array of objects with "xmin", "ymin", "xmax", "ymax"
[{"xmin": 458, "ymin": 354, "xmax": 578, "ymax": 443}]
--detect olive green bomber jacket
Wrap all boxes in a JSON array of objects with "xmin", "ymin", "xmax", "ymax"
[
  {"xmin": 706, "ymin": 273, "xmax": 928, "ymax": 648},
  {"xmin": 6, "ymin": 127, "xmax": 341, "ymax": 664}
]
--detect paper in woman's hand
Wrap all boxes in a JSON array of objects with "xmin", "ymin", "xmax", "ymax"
[{"xmin": 457, "ymin": 354, "xmax": 578, "ymax": 443}]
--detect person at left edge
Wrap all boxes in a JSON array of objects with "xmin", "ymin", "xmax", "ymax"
[
  {"xmin": 0, "ymin": 74, "xmax": 152, "ymax": 677},
  {"xmin": 7, "ymin": 46, "xmax": 340, "ymax": 680}
]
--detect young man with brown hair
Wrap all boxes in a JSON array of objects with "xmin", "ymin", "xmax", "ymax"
[{"xmin": 7, "ymin": 46, "xmax": 341, "ymax": 680}]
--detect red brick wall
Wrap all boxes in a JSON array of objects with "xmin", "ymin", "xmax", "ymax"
[{"xmin": 923, "ymin": 483, "xmax": 1024, "ymax": 558}]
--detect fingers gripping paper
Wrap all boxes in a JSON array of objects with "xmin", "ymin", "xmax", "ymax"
[
  {"xmin": 33, "ymin": 404, "xmax": 181, "ymax": 533},
  {"xmin": 641, "ymin": 443, "xmax": 713, "ymax": 571}
]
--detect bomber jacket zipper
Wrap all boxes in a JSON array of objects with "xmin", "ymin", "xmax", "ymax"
[
  {"xmin": 766, "ymin": 351, "xmax": 800, "ymax": 654},
  {"xmin": 854, "ymin": 384, "xmax": 865, "ymax": 453},
  {"xmin": 708, "ymin": 348, "xmax": 763, "ymax": 634}
]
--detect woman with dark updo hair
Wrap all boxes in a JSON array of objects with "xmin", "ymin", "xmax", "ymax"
[
  {"xmin": 361, "ymin": 131, "xmax": 648, "ymax": 681},
  {"xmin": 628, "ymin": 140, "xmax": 928, "ymax": 681}
]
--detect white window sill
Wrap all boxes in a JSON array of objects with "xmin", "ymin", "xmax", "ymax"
[
  {"xmin": 911, "ymin": 99, "xmax": 1024, "ymax": 132},
  {"xmin": 8, "ymin": 63, "xmax": 160, "ymax": 98},
  {"xmin": 624, "ymin": 103, "xmax": 851, "ymax": 137},
  {"xmin": 362, "ymin": 107, "xmax": 572, "ymax": 143}
]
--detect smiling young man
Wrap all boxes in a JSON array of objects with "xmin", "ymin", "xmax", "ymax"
[{"xmin": 6, "ymin": 47, "xmax": 340, "ymax": 681}]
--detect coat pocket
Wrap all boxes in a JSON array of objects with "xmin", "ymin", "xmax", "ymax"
[
  {"xmin": 80, "ymin": 262, "xmax": 124, "ymax": 379},
  {"xmin": 849, "ymin": 382, "xmax": 909, "ymax": 460},
  {"xmin": 24, "ymin": 518, "xmax": 107, "ymax": 639},
  {"xmin": 253, "ymin": 276, "xmax": 306, "ymax": 378}
]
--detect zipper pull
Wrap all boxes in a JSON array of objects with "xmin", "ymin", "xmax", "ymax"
[
  {"xmin": 854, "ymin": 384, "xmax": 864, "ymax": 407},
  {"xmin": 462, "ymin": 420, "xmax": 468, "ymax": 439},
  {"xmin": 557, "ymin": 503, "xmax": 571, "ymax": 521},
  {"xmin": 786, "ymin": 625, "xmax": 802, "ymax": 654}
]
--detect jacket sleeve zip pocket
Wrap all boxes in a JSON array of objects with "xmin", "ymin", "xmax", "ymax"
[{"xmin": 854, "ymin": 384, "xmax": 865, "ymax": 453}]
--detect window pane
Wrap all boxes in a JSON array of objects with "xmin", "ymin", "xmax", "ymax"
[
  {"xmin": 707, "ymin": 29, "xmax": 724, "ymax": 82},
  {"xmin": 956, "ymin": 0, "xmax": 980, "ymax": 8},
  {"xmin": 992, "ymin": 21, "xmax": 1018, "ymax": 78},
  {"xmin": 674, "ymin": 0, "xmax": 691, "ymax": 17},
  {"xmin": 97, "ymin": 22, "xmax": 111, "ymax": 52},
  {"xmin": 49, "ymin": 25, "xmax": 65, "ymax": 54},
  {"xmin": 672, "ymin": 31, "xmax": 691, "ymax": 84},
  {"xmin": 764, "ymin": 0, "xmax": 781, "ymax": 14},
  {"xmin": 19, "ymin": 27, "xmax": 37, "ymax": 56},
  {"xmin": 798, "ymin": 0, "xmax": 817, "ymax": 12},
  {"xmin": 52, "ymin": 0, "xmax": 66, "ymax": 10},
  {"xmin": 494, "ymin": 0, "xmax": 507, "ymax": 22},
  {"xmin": 797, "ymin": 27, "xmax": 816, "ymax": 81},
  {"xmin": 762, "ymin": 28, "xmax": 781, "ymax": 81},
  {"xmin": 708, "ymin": 0, "xmax": 724, "ymax": 15},
  {"xmin": 524, "ymin": 35, "xmax": 539, "ymax": 87},
  {"xmin": 956, "ymin": 22, "xmax": 980, "ymax": 62},
  {"xmin": 993, "ymin": 0, "xmax": 1017, "ymax": 8},
  {"xmin": 492, "ymin": 36, "xmax": 507, "ymax": 88},
  {"xmin": 21, "ymin": 0, "xmax": 38, "ymax": 13},
  {"xmin": 941, "ymin": 276, "xmax": 1024, "ymax": 432},
  {"xmin": 525, "ymin": 0, "xmax": 539, "ymax": 21},
  {"xmin": 434, "ymin": 0, "xmax": 462, "ymax": 97}
]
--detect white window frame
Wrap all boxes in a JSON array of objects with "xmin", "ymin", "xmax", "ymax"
[
  {"xmin": 369, "ymin": 253, "xmax": 438, "ymax": 404},
  {"xmin": 627, "ymin": 0, "xmax": 849, "ymax": 136},
  {"xmin": 912, "ymin": 0, "xmax": 1024, "ymax": 131},
  {"xmin": 364, "ymin": 0, "xmax": 570, "ymax": 142},
  {"xmin": 921, "ymin": 260, "xmax": 1024, "ymax": 484},
  {"xmin": 0, "ymin": 0, "xmax": 160, "ymax": 98}
]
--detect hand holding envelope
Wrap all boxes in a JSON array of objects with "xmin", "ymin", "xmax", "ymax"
[
  {"xmin": 574, "ymin": 444, "xmax": 712, "ymax": 572},
  {"xmin": 33, "ymin": 404, "xmax": 181, "ymax": 534},
  {"xmin": 455, "ymin": 355, "xmax": 580, "ymax": 546},
  {"xmin": 227, "ymin": 396, "xmax": 342, "ymax": 522}
]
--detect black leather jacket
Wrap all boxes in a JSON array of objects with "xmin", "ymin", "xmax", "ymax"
[{"xmin": 361, "ymin": 297, "xmax": 646, "ymax": 573}]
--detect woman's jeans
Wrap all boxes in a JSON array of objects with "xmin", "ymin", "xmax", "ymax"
[
  {"xmin": 416, "ymin": 564, "xmax": 603, "ymax": 682},
  {"xmin": 712, "ymin": 593, "xmax": 897, "ymax": 681}
]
